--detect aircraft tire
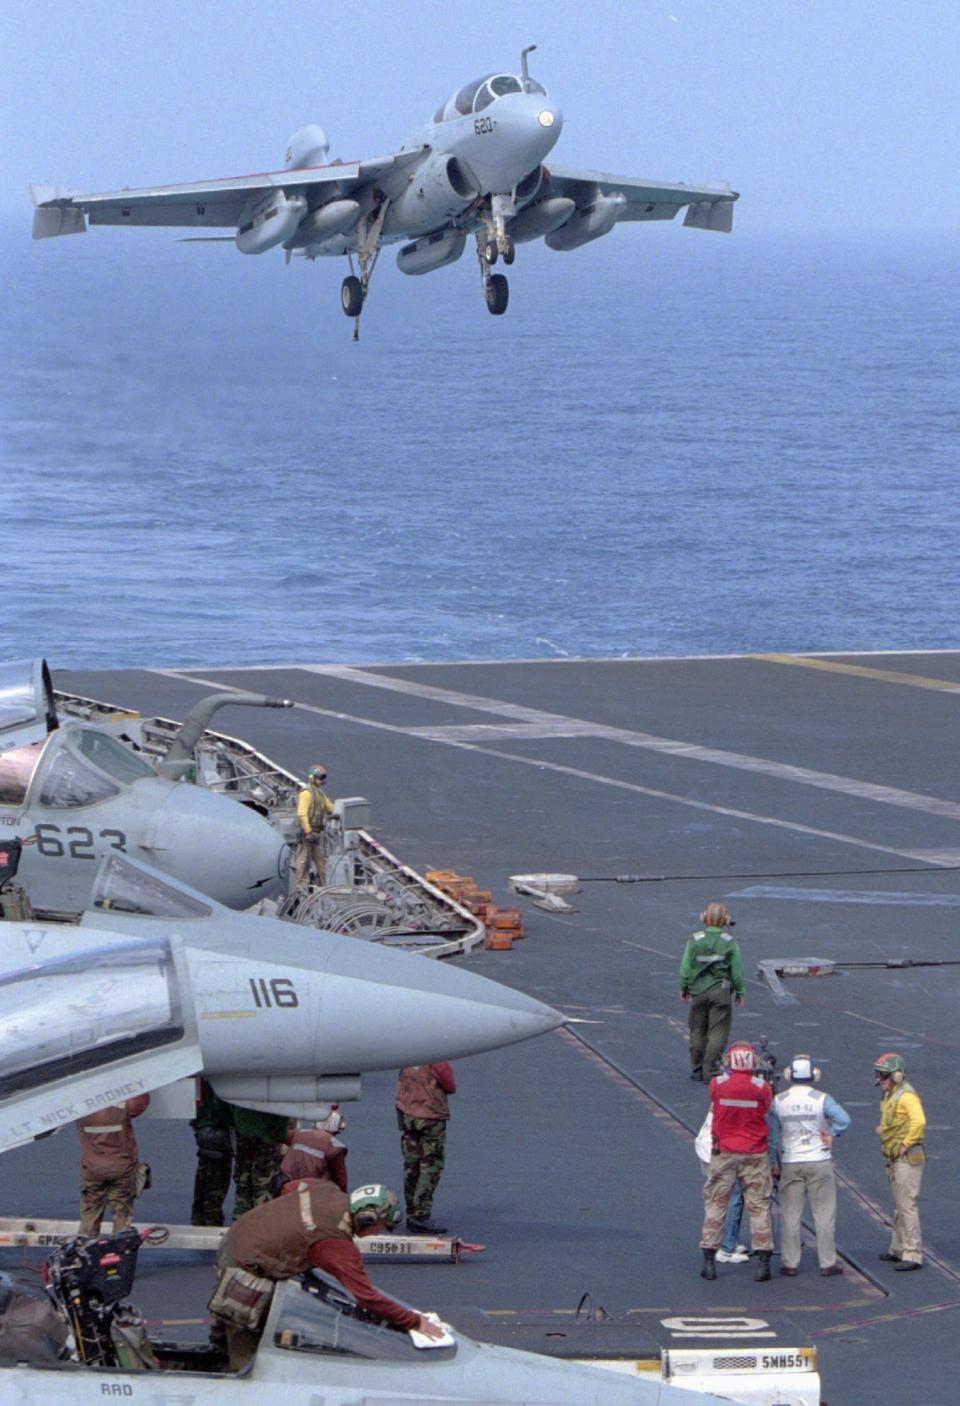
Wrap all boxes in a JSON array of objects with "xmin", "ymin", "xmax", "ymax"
[
  {"xmin": 482, "ymin": 238, "xmax": 499, "ymax": 266},
  {"xmin": 341, "ymin": 275, "xmax": 363, "ymax": 317},
  {"xmin": 502, "ymin": 237, "xmax": 516, "ymax": 265},
  {"xmin": 485, "ymin": 274, "xmax": 509, "ymax": 315}
]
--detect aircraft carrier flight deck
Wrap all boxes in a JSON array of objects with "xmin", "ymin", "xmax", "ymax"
[{"xmin": 5, "ymin": 650, "xmax": 960, "ymax": 1406}]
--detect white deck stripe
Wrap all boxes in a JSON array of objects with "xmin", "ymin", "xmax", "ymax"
[
  {"xmin": 302, "ymin": 666, "xmax": 960, "ymax": 824},
  {"xmin": 158, "ymin": 673, "xmax": 960, "ymax": 867}
]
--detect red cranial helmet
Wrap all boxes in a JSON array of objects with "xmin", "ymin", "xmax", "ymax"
[{"xmin": 726, "ymin": 1041, "xmax": 758, "ymax": 1072}]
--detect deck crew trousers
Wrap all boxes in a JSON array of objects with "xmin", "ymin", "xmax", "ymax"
[
  {"xmin": 294, "ymin": 835, "xmax": 326, "ymax": 888},
  {"xmin": 701, "ymin": 1152, "xmax": 773, "ymax": 1251},
  {"xmin": 886, "ymin": 1159, "xmax": 923, "ymax": 1264},
  {"xmin": 688, "ymin": 987, "xmax": 732, "ymax": 1078},
  {"xmin": 779, "ymin": 1160, "xmax": 837, "ymax": 1269}
]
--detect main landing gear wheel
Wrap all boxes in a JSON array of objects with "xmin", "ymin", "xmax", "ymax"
[
  {"xmin": 341, "ymin": 275, "xmax": 363, "ymax": 317},
  {"xmin": 501, "ymin": 237, "xmax": 515, "ymax": 266},
  {"xmin": 482, "ymin": 238, "xmax": 499, "ymax": 266},
  {"xmin": 484, "ymin": 273, "xmax": 509, "ymax": 316}
]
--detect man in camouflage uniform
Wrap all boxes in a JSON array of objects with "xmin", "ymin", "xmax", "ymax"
[
  {"xmin": 700, "ymin": 1042, "xmax": 775, "ymax": 1283},
  {"xmin": 231, "ymin": 1105, "xmax": 291, "ymax": 1219},
  {"xmin": 395, "ymin": 1063, "xmax": 456, "ymax": 1233},
  {"xmin": 190, "ymin": 1080, "xmax": 235, "ymax": 1227}
]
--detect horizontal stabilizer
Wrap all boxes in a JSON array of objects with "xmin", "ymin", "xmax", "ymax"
[{"xmin": 683, "ymin": 199, "xmax": 734, "ymax": 233}]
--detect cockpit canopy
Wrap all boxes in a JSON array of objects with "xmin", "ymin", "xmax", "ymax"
[
  {"xmin": 433, "ymin": 72, "xmax": 547, "ymax": 124},
  {"xmin": 0, "ymin": 724, "xmax": 155, "ymax": 811}
]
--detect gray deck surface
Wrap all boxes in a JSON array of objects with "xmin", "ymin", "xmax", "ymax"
[{"xmin": 5, "ymin": 651, "xmax": 960, "ymax": 1404}]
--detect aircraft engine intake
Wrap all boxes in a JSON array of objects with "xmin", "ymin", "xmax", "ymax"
[
  {"xmin": 387, "ymin": 153, "xmax": 480, "ymax": 235},
  {"xmin": 545, "ymin": 191, "xmax": 627, "ymax": 251},
  {"xmin": 514, "ymin": 165, "xmax": 544, "ymax": 207},
  {"xmin": 396, "ymin": 229, "xmax": 467, "ymax": 276},
  {"xmin": 235, "ymin": 191, "xmax": 308, "ymax": 255}
]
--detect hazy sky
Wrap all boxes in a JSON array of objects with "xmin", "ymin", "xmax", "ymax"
[{"xmin": 3, "ymin": 0, "xmax": 958, "ymax": 230}]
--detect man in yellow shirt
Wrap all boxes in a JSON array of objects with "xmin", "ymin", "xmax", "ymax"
[
  {"xmin": 295, "ymin": 764, "xmax": 335, "ymax": 889},
  {"xmin": 874, "ymin": 1052, "xmax": 926, "ymax": 1271}
]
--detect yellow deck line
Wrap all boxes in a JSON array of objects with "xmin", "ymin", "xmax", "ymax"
[{"xmin": 754, "ymin": 654, "xmax": 960, "ymax": 693}]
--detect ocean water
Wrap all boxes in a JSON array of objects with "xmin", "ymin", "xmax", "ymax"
[{"xmin": 3, "ymin": 220, "xmax": 958, "ymax": 669}]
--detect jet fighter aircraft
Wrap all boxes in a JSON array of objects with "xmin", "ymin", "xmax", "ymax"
[
  {"xmin": 0, "ymin": 852, "xmax": 563, "ymax": 1151},
  {"xmin": 0, "ymin": 659, "xmax": 290, "ymax": 914},
  {"xmin": 30, "ymin": 47, "xmax": 739, "ymax": 333}
]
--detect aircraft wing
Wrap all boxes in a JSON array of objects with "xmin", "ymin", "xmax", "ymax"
[
  {"xmin": 541, "ymin": 164, "xmax": 739, "ymax": 231},
  {"xmin": 30, "ymin": 149, "xmax": 423, "ymax": 237}
]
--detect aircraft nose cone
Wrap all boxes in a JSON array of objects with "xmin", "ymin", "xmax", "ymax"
[
  {"xmin": 313, "ymin": 938, "xmax": 565, "ymax": 1068},
  {"xmin": 136, "ymin": 781, "xmax": 287, "ymax": 907}
]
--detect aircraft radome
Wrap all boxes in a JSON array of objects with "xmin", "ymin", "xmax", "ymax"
[{"xmin": 30, "ymin": 47, "xmax": 739, "ymax": 334}]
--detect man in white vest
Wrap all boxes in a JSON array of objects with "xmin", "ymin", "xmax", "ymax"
[{"xmin": 773, "ymin": 1053, "xmax": 851, "ymax": 1277}]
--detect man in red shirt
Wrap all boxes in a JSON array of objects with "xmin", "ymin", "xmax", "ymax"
[
  {"xmin": 213, "ymin": 1180, "xmax": 444, "ymax": 1369},
  {"xmin": 699, "ymin": 1042, "xmax": 774, "ymax": 1282},
  {"xmin": 279, "ymin": 1123, "xmax": 349, "ymax": 1192},
  {"xmin": 76, "ymin": 1096, "xmax": 151, "ymax": 1235},
  {"xmin": 395, "ymin": 1062, "xmax": 456, "ymax": 1233}
]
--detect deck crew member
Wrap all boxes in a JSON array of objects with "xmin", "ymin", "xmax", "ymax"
[
  {"xmin": 190, "ymin": 1079, "xmax": 235, "ymax": 1227},
  {"xmin": 77, "ymin": 1095, "xmax": 151, "ymax": 1235},
  {"xmin": 232, "ymin": 1105, "xmax": 291, "ymax": 1219},
  {"xmin": 699, "ymin": 1042, "xmax": 775, "ymax": 1283},
  {"xmin": 395, "ymin": 1063, "xmax": 456, "ymax": 1233},
  {"xmin": 874, "ymin": 1052, "xmax": 926, "ymax": 1270},
  {"xmin": 679, "ymin": 902, "xmax": 745, "ymax": 1080},
  {"xmin": 774, "ymin": 1054, "xmax": 850, "ymax": 1277},
  {"xmin": 279, "ymin": 1122, "xmax": 349, "ymax": 1192},
  {"xmin": 211, "ymin": 1181, "xmax": 444, "ymax": 1369},
  {"xmin": 295, "ymin": 763, "xmax": 335, "ymax": 888}
]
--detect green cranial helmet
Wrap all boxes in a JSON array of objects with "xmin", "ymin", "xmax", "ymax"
[
  {"xmin": 308, "ymin": 764, "xmax": 328, "ymax": 784},
  {"xmin": 349, "ymin": 1183, "xmax": 401, "ymax": 1229},
  {"xmin": 874, "ymin": 1051, "xmax": 906, "ymax": 1084}
]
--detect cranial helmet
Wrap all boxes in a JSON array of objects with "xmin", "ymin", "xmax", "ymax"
[
  {"xmin": 308, "ymin": 764, "xmax": 328, "ymax": 783},
  {"xmin": 726, "ymin": 1041, "xmax": 758, "ymax": 1072},
  {"xmin": 874, "ymin": 1052, "xmax": 906, "ymax": 1085},
  {"xmin": 349, "ymin": 1183, "xmax": 401, "ymax": 1230},
  {"xmin": 701, "ymin": 902, "xmax": 732, "ymax": 928},
  {"xmin": 786, "ymin": 1054, "xmax": 821, "ymax": 1084}
]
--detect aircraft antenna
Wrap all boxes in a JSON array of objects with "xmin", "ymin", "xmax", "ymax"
[{"xmin": 521, "ymin": 45, "xmax": 537, "ymax": 85}]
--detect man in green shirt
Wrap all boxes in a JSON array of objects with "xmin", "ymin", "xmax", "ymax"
[{"xmin": 679, "ymin": 902, "xmax": 745, "ymax": 1081}]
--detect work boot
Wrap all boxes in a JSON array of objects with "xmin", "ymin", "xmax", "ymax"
[
  {"xmin": 754, "ymin": 1251, "xmax": 772, "ymax": 1282},
  {"xmin": 407, "ymin": 1217, "xmax": 448, "ymax": 1235},
  {"xmin": 700, "ymin": 1249, "xmax": 717, "ymax": 1281}
]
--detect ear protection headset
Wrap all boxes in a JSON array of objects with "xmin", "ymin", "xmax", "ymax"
[{"xmin": 874, "ymin": 1052, "xmax": 906, "ymax": 1086}]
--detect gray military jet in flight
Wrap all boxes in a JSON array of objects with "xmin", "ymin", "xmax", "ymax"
[
  {"xmin": 31, "ymin": 47, "xmax": 738, "ymax": 333},
  {"xmin": 0, "ymin": 659, "xmax": 290, "ymax": 914},
  {"xmin": 0, "ymin": 852, "xmax": 563, "ymax": 1151}
]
